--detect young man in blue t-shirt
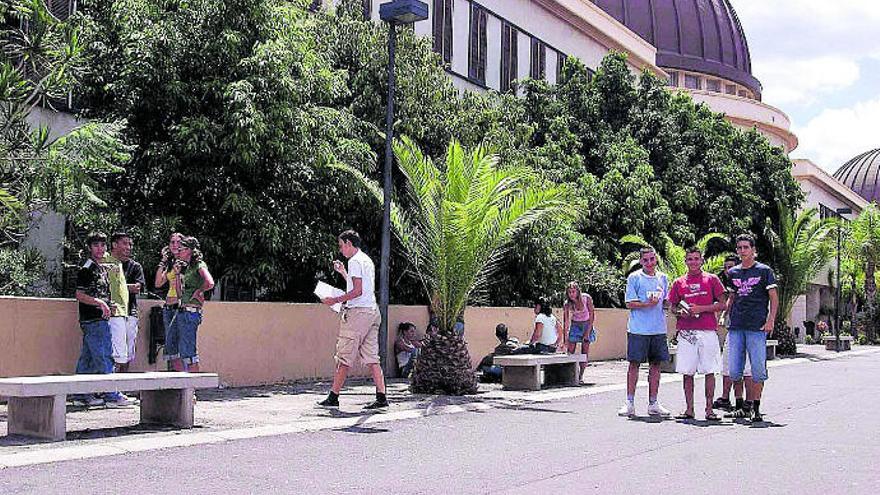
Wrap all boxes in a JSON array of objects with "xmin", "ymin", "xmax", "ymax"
[
  {"xmin": 727, "ymin": 234, "xmax": 778, "ymax": 422},
  {"xmin": 619, "ymin": 247, "xmax": 671, "ymax": 418}
]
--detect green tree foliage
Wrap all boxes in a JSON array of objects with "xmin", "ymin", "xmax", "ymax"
[
  {"xmin": 78, "ymin": 0, "xmax": 803, "ymax": 309},
  {"xmin": 844, "ymin": 204, "xmax": 880, "ymax": 340},
  {"xmin": 1, "ymin": 0, "xmax": 127, "ymax": 295},
  {"xmin": 620, "ymin": 232, "xmax": 730, "ymax": 280}
]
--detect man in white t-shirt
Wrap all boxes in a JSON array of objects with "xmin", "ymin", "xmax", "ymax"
[{"xmin": 319, "ymin": 230, "xmax": 388, "ymax": 410}]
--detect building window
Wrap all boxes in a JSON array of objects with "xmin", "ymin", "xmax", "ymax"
[
  {"xmin": 738, "ymin": 89, "xmax": 749, "ymax": 98},
  {"xmin": 706, "ymin": 79, "xmax": 721, "ymax": 92},
  {"xmin": 684, "ymin": 74, "xmax": 701, "ymax": 90},
  {"xmin": 668, "ymin": 71, "xmax": 679, "ymax": 87},
  {"xmin": 433, "ymin": 0, "xmax": 453, "ymax": 64},
  {"xmin": 725, "ymin": 84, "xmax": 737, "ymax": 95},
  {"xmin": 530, "ymin": 37, "xmax": 546, "ymax": 80},
  {"xmin": 468, "ymin": 4, "xmax": 488, "ymax": 83},
  {"xmin": 556, "ymin": 51, "xmax": 567, "ymax": 83},
  {"xmin": 500, "ymin": 22, "xmax": 518, "ymax": 93}
]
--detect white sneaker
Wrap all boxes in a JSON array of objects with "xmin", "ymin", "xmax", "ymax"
[
  {"xmin": 618, "ymin": 401, "xmax": 635, "ymax": 417},
  {"xmin": 105, "ymin": 393, "xmax": 137, "ymax": 408},
  {"xmin": 647, "ymin": 402, "xmax": 671, "ymax": 417}
]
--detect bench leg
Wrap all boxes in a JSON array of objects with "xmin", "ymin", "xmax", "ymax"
[
  {"xmin": 767, "ymin": 346, "xmax": 776, "ymax": 360},
  {"xmin": 502, "ymin": 366, "xmax": 541, "ymax": 391},
  {"xmin": 7, "ymin": 395, "xmax": 66, "ymax": 441},
  {"xmin": 140, "ymin": 388, "xmax": 194, "ymax": 428},
  {"xmin": 544, "ymin": 363, "xmax": 578, "ymax": 387}
]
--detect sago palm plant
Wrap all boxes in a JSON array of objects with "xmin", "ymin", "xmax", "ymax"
[{"xmin": 331, "ymin": 137, "xmax": 577, "ymax": 394}]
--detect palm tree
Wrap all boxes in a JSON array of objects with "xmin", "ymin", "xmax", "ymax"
[
  {"xmin": 619, "ymin": 232, "xmax": 731, "ymax": 279},
  {"xmin": 766, "ymin": 206, "xmax": 837, "ymax": 352},
  {"xmin": 845, "ymin": 204, "xmax": 880, "ymax": 340},
  {"xmin": 331, "ymin": 137, "xmax": 577, "ymax": 394}
]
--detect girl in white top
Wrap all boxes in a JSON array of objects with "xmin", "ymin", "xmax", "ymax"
[{"xmin": 530, "ymin": 298, "xmax": 563, "ymax": 353}]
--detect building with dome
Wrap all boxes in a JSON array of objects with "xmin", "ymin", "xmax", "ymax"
[{"xmin": 834, "ymin": 148, "xmax": 880, "ymax": 205}]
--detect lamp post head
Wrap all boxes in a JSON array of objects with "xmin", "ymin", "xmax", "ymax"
[{"xmin": 379, "ymin": 0, "xmax": 429, "ymax": 24}]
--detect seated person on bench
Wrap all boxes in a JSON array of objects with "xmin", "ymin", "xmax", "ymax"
[
  {"xmin": 529, "ymin": 298, "xmax": 563, "ymax": 354},
  {"xmin": 477, "ymin": 324, "xmax": 529, "ymax": 382}
]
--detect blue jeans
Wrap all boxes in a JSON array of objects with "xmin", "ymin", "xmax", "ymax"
[
  {"xmin": 177, "ymin": 311, "xmax": 202, "ymax": 364},
  {"xmin": 74, "ymin": 320, "xmax": 119, "ymax": 402},
  {"xmin": 727, "ymin": 328, "xmax": 768, "ymax": 382},
  {"xmin": 75, "ymin": 320, "xmax": 113, "ymax": 375}
]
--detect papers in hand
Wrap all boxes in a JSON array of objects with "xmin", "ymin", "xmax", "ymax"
[{"xmin": 314, "ymin": 281, "xmax": 345, "ymax": 313}]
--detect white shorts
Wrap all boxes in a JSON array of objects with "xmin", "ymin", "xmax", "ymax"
[
  {"xmin": 721, "ymin": 332, "xmax": 751, "ymax": 377},
  {"xmin": 110, "ymin": 316, "xmax": 139, "ymax": 364},
  {"xmin": 675, "ymin": 330, "xmax": 721, "ymax": 375}
]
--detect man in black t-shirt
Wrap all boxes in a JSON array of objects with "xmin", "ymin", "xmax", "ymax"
[
  {"xmin": 72, "ymin": 232, "xmax": 115, "ymax": 407},
  {"xmin": 726, "ymin": 234, "xmax": 778, "ymax": 423}
]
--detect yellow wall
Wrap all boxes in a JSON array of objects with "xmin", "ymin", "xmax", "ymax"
[{"xmin": 0, "ymin": 297, "xmax": 677, "ymax": 387}]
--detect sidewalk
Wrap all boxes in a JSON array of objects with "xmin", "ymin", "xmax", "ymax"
[{"xmin": 0, "ymin": 345, "xmax": 870, "ymax": 467}]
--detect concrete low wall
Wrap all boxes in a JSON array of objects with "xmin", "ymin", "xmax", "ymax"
[{"xmin": 0, "ymin": 297, "xmax": 677, "ymax": 387}]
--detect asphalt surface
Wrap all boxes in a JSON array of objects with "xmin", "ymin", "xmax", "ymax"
[{"xmin": 2, "ymin": 351, "xmax": 879, "ymax": 494}]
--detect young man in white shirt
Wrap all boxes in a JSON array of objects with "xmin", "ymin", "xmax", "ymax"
[{"xmin": 319, "ymin": 230, "xmax": 388, "ymax": 410}]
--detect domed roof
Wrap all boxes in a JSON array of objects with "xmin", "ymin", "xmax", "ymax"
[
  {"xmin": 592, "ymin": 0, "xmax": 762, "ymax": 98},
  {"xmin": 834, "ymin": 148, "xmax": 880, "ymax": 204}
]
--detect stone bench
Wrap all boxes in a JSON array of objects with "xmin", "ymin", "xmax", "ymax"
[
  {"xmin": 0, "ymin": 372, "xmax": 219, "ymax": 441},
  {"xmin": 663, "ymin": 339, "xmax": 780, "ymax": 373},
  {"xmin": 823, "ymin": 335, "xmax": 854, "ymax": 351},
  {"xmin": 493, "ymin": 353, "xmax": 586, "ymax": 391}
]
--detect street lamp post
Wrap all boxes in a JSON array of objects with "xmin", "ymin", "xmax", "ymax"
[
  {"xmin": 834, "ymin": 207, "xmax": 852, "ymax": 352},
  {"xmin": 378, "ymin": 1, "xmax": 428, "ymax": 373}
]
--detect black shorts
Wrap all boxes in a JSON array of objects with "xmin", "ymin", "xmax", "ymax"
[{"xmin": 627, "ymin": 333, "xmax": 670, "ymax": 364}]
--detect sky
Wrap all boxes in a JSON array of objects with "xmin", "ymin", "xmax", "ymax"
[{"xmin": 731, "ymin": 0, "xmax": 880, "ymax": 173}]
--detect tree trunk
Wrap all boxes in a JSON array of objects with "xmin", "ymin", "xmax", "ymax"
[{"xmin": 410, "ymin": 330, "xmax": 478, "ymax": 395}]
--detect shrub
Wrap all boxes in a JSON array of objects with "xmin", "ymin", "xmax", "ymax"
[{"xmin": 804, "ymin": 335, "xmax": 814, "ymax": 345}]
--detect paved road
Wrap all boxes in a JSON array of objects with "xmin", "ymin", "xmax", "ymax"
[{"xmin": 2, "ymin": 351, "xmax": 879, "ymax": 494}]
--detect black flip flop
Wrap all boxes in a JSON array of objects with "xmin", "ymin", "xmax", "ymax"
[{"xmin": 675, "ymin": 412, "xmax": 695, "ymax": 420}]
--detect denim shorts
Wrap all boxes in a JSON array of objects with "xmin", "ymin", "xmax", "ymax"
[
  {"xmin": 727, "ymin": 328, "xmax": 768, "ymax": 382},
  {"xmin": 569, "ymin": 321, "xmax": 597, "ymax": 344},
  {"xmin": 627, "ymin": 333, "xmax": 670, "ymax": 364}
]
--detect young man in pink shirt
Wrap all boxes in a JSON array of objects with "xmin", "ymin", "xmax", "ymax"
[{"xmin": 668, "ymin": 247, "xmax": 727, "ymax": 420}]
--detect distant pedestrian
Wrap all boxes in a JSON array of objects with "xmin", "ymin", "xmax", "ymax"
[
  {"xmin": 619, "ymin": 247, "xmax": 671, "ymax": 418},
  {"xmin": 563, "ymin": 281, "xmax": 595, "ymax": 382},
  {"xmin": 667, "ymin": 247, "xmax": 726, "ymax": 420},
  {"xmin": 726, "ymin": 234, "xmax": 778, "ymax": 422},
  {"xmin": 319, "ymin": 230, "xmax": 388, "ymax": 410},
  {"xmin": 165, "ymin": 236, "xmax": 214, "ymax": 372},
  {"xmin": 529, "ymin": 298, "xmax": 563, "ymax": 353},
  {"xmin": 71, "ymin": 232, "xmax": 114, "ymax": 407}
]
